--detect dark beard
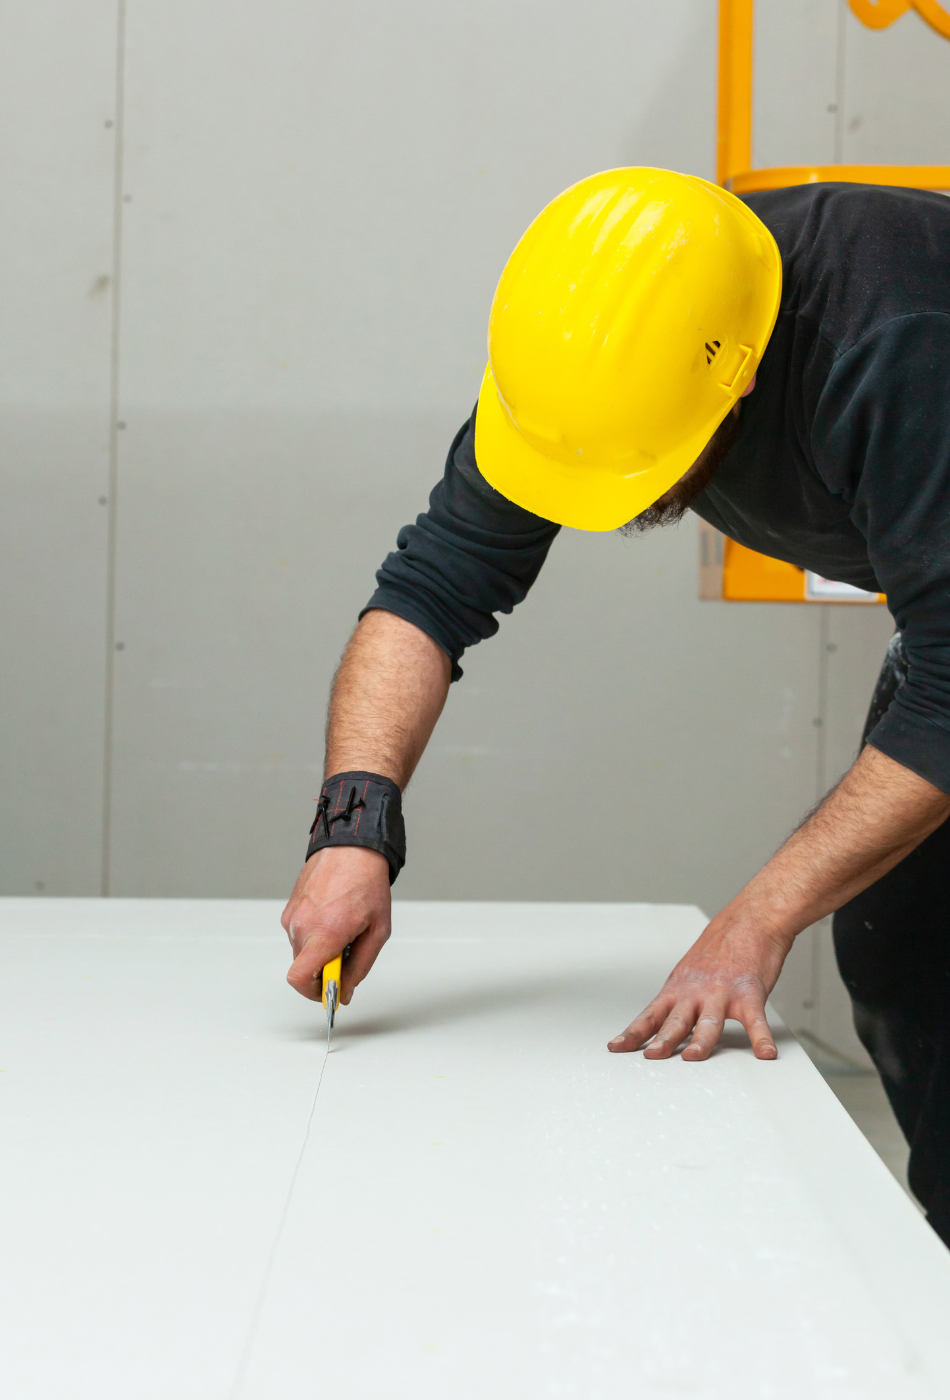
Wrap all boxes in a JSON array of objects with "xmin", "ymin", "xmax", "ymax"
[{"xmin": 619, "ymin": 408, "xmax": 739, "ymax": 536}]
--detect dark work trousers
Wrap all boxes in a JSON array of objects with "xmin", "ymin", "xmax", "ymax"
[{"xmin": 833, "ymin": 633, "xmax": 950, "ymax": 1246}]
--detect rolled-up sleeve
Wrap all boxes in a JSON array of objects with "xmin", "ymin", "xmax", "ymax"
[
  {"xmin": 813, "ymin": 314, "xmax": 950, "ymax": 792},
  {"xmin": 361, "ymin": 408, "xmax": 560, "ymax": 680}
]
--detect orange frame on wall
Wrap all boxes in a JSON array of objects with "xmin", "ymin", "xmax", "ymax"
[
  {"xmin": 717, "ymin": 0, "xmax": 950, "ymax": 192},
  {"xmin": 706, "ymin": 0, "xmax": 948, "ymax": 603}
]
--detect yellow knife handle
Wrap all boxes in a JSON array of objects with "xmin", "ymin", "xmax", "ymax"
[{"xmin": 322, "ymin": 954, "xmax": 342, "ymax": 1010}]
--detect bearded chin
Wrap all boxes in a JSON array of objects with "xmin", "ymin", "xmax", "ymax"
[{"xmin": 619, "ymin": 411, "xmax": 739, "ymax": 537}]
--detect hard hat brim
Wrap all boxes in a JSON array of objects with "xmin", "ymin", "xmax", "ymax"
[{"xmin": 474, "ymin": 364, "xmax": 733, "ymax": 532}]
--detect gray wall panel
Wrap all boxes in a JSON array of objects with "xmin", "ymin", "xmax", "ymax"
[
  {"xmin": 110, "ymin": 0, "xmax": 732, "ymax": 901},
  {"xmin": 771, "ymin": 604, "xmax": 895, "ymax": 1064},
  {"xmin": 0, "ymin": 1, "xmax": 117, "ymax": 894},
  {"xmin": 841, "ymin": 7, "xmax": 950, "ymax": 166},
  {"xmin": 107, "ymin": 0, "xmax": 903, "ymax": 934},
  {"xmin": 115, "ymin": 0, "xmax": 716, "ymax": 418},
  {"xmin": 753, "ymin": 0, "xmax": 840, "ymax": 169},
  {"xmin": 406, "ymin": 524, "xmax": 824, "ymax": 907},
  {"xmin": 824, "ymin": 604, "xmax": 897, "ymax": 788},
  {"xmin": 107, "ymin": 409, "xmax": 460, "ymax": 895}
]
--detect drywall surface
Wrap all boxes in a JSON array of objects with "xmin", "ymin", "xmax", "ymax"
[{"xmin": 1, "ymin": 898, "xmax": 949, "ymax": 1400}]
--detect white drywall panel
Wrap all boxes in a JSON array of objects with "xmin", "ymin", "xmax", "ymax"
[
  {"xmin": 0, "ymin": 897, "xmax": 322, "ymax": 1400},
  {"xmin": 0, "ymin": 1, "xmax": 116, "ymax": 893},
  {"xmin": 3, "ymin": 898, "xmax": 949, "ymax": 1399},
  {"xmin": 250, "ymin": 900, "xmax": 950, "ymax": 1400}
]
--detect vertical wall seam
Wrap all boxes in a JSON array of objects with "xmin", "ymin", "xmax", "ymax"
[
  {"xmin": 101, "ymin": 0, "xmax": 127, "ymax": 897},
  {"xmin": 834, "ymin": 0, "xmax": 848, "ymax": 164},
  {"xmin": 816, "ymin": 607, "xmax": 830, "ymax": 802},
  {"xmin": 811, "ymin": 607, "xmax": 832, "ymax": 1023}
]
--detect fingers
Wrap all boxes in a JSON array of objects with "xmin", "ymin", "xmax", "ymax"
[
  {"xmin": 286, "ymin": 931, "xmax": 335, "ymax": 1002},
  {"xmin": 607, "ymin": 999, "xmax": 672, "ymax": 1053},
  {"xmin": 282, "ymin": 846, "xmax": 391, "ymax": 1002},
  {"xmin": 643, "ymin": 1008, "xmax": 695, "ymax": 1060},
  {"xmin": 741, "ymin": 1005, "xmax": 777, "ymax": 1060},
  {"xmin": 608, "ymin": 1001, "xmax": 697, "ymax": 1059},
  {"xmin": 608, "ymin": 997, "xmax": 776, "ymax": 1062},
  {"xmin": 609, "ymin": 914, "xmax": 785, "ymax": 1063},
  {"xmin": 286, "ymin": 923, "xmax": 389, "ymax": 1003},
  {"xmin": 337, "ymin": 920, "xmax": 390, "ymax": 1004},
  {"xmin": 680, "ymin": 1004, "xmax": 727, "ymax": 1061}
]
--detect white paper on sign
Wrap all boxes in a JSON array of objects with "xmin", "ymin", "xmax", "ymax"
[{"xmin": 805, "ymin": 571, "xmax": 882, "ymax": 602}]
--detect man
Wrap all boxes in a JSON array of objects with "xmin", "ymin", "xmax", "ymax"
[{"xmin": 282, "ymin": 168, "xmax": 950, "ymax": 1241}]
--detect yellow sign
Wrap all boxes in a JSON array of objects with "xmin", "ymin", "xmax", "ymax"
[{"xmin": 698, "ymin": 523, "xmax": 886, "ymax": 604}]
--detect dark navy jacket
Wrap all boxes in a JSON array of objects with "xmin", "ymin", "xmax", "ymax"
[{"xmin": 364, "ymin": 184, "xmax": 950, "ymax": 793}]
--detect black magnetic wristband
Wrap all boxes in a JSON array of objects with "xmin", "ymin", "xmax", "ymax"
[{"xmin": 305, "ymin": 771, "xmax": 406, "ymax": 885}]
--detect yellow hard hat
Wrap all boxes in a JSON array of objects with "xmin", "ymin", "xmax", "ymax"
[{"xmin": 474, "ymin": 167, "xmax": 782, "ymax": 531}]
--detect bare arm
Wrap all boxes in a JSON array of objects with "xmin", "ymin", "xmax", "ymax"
[
  {"xmin": 609, "ymin": 742, "xmax": 950, "ymax": 1060},
  {"xmin": 282, "ymin": 610, "xmax": 451, "ymax": 1003},
  {"xmin": 323, "ymin": 608, "xmax": 451, "ymax": 785}
]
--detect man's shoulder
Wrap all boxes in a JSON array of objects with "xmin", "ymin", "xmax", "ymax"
[
  {"xmin": 740, "ymin": 181, "xmax": 950, "ymax": 231},
  {"xmin": 740, "ymin": 182, "xmax": 950, "ymax": 275},
  {"xmin": 740, "ymin": 183, "xmax": 950, "ymax": 352}
]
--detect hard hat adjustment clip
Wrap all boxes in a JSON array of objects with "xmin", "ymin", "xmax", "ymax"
[{"xmin": 720, "ymin": 344, "xmax": 755, "ymax": 394}]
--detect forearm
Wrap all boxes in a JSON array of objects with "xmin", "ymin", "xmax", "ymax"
[
  {"xmin": 326, "ymin": 609, "xmax": 452, "ymax": 788},
  {"xmin": 282, "ymin": 610, "xmax": 451, "ymax": 1004},
  {"xmin": 717, "ymin": 742, "xmax": 950, "ymax": 951}
]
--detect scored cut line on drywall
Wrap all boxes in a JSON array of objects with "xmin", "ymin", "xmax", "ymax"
[{"xmin": 229, "ymin": 1045, "xmax": 331, "ymax": 1399}]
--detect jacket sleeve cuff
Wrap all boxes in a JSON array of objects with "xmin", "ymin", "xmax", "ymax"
[
  {"xmin": 866, "ymin": 708, "xmax": 950, "ymax": 795},
  {"xmin": 359, "ymin": 595, "xmax": 464, "ymax": 681}
]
